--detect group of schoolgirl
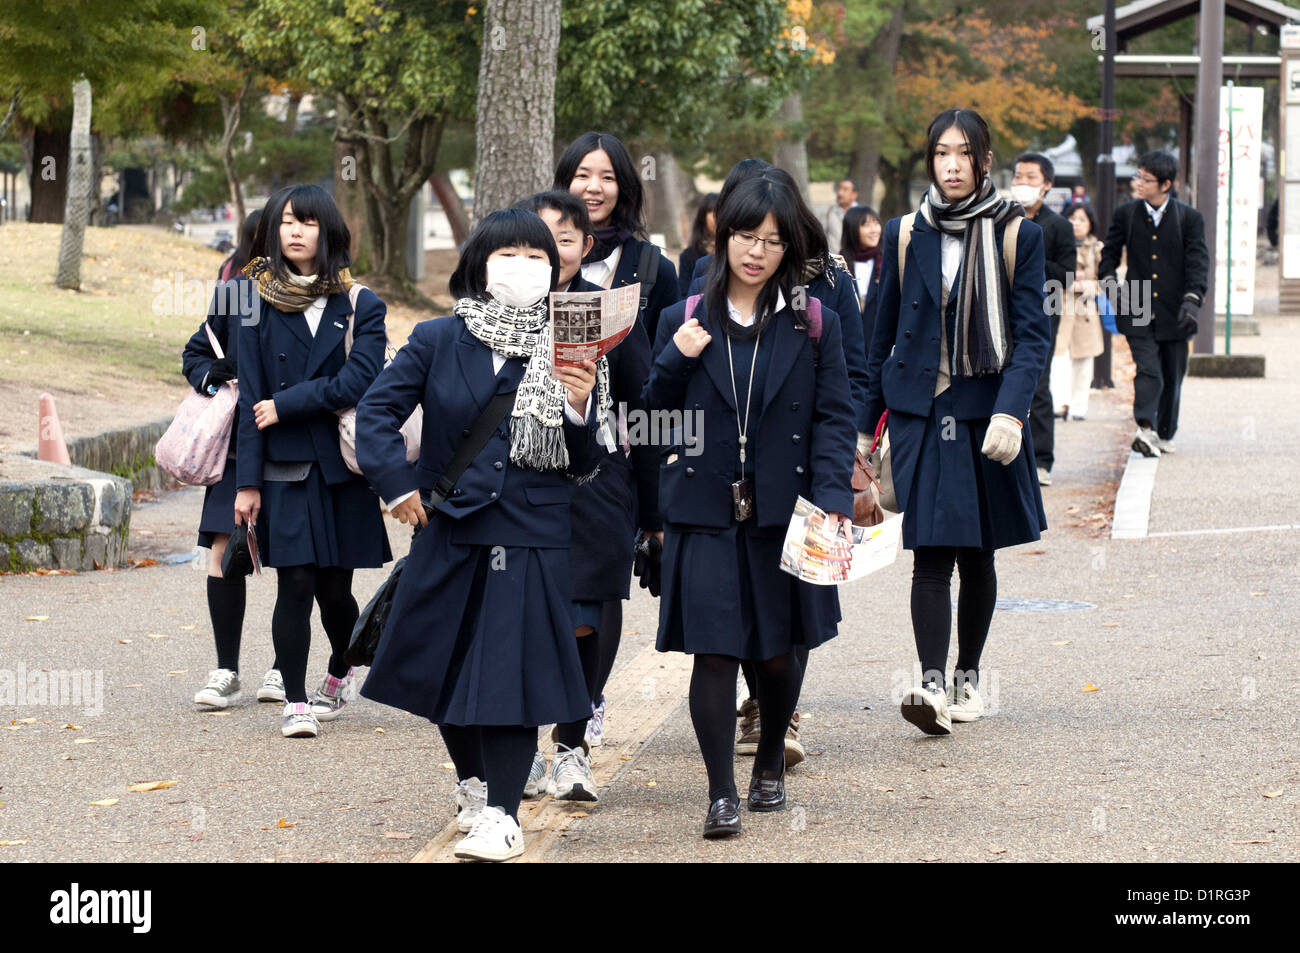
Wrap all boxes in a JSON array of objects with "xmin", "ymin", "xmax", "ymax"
[{"xmin": 181, "ymin": 108, "xmax": 1051, "ymax": 861}]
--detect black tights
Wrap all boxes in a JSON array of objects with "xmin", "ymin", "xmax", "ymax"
[
  {"xmin": 554, "ymin": 631, "xmax": 601, "ymax": 750},
  {"xmin": 271, "ymin": 565, "xmax": 358, "ymax": 703},
  {"xmin": 594, "ymin": 599, "xmax": 622, "ymax": 701},
  {"xmin": 910, "ymin": 546, "xmax": 997, "ymax": 689},
  {"xmin": 740, "ymin": 644, "xmax": 809, "ymax": 705},
  {"xmin": 691, "ymin": 652, "xmax": 803, "ymax": 802},
  {"xmin": 438, "ymin": 724, "xmax": 537, "ymax": 821}
]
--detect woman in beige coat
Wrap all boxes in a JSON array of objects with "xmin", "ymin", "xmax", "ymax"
[{"xmin": 1051, "ymin": 202, "xmax": 1105, "ymax": 420}]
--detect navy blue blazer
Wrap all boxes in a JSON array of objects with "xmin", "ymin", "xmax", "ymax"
[
  {"xmin": 690, "ymin": 254, "xmax": 871, "ymax": 434},
  {"xmin": 645, "ymin": 298, "xmax": 856, "ymax": 529},
  {"xmin": 235, "ymin": 279, "xmax": 388, "ymax": 489},
  {"xmin": 604, "ymin": 237, "xmax": 680, "ymax": 351},
  {"xmin": 355, "ymin": 315, "xmax": 601, "ymax": 549},
  {"xmin": 864, "ymin": 214, "xmax": 1050, "ymax": 428},
  {"xmin": 182, "ymin": 282, "xmax": 245, "ymax": 394}
]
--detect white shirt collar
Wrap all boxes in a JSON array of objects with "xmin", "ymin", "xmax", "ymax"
[
  {"xmin": 726, "ymin": 288, "xmax": 787, "ymax": 327},
  {"xmin": 1145, "ymin": 197, "xmax": 1170, "ymax": 225}
]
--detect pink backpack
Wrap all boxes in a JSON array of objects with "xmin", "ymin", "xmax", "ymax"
[
  {"xmin": 156, "ymin": 323, "xmax": 238, "ymax": 486},
  {"xmin": 685, "ymin": 293, "xmax": 823, "ymax": 357}
]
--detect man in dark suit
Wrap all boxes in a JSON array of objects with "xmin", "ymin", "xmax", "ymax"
[
  {"xmin": 1099, "ymin": 151, "xmax": 1208, "ymax": 456},
  {"xmin": 1013, "ymin": 153, "xmax": 1076, "ymax": 487}
]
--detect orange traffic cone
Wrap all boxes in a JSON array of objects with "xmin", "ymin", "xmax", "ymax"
[{"xmin": 38, "ymin": 392, "xmax": 71, "ymax": 465}]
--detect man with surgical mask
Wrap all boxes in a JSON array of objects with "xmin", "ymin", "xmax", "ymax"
[{"xmin": 1012, "ymin": 152, "xmax": 1076, "ymax": 487}]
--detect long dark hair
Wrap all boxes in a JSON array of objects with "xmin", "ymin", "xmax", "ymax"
[
  {"xmin": 553, "ymin": 131, "xmax": 645, "ymax": 237},
  {"xmin": 924, "ymin": 108, "xmax": 994, "ymax": 188},
  {"xmin": 448, "ymin": 208, "xmax": 560, "ymax": 302},
  {"xmin": 717, "ymin": 158, "xmax": 772, "ymax": 211},
  {"xmin": 840, "ymin": 205, "xmax": 882, "ymax": 259},
  {"xmin": 221, "ymin": 208, "xmax": 262, "ymax": 278},
  {"xmin": 702, "ymin": 175, "xmax": 810, "ymax": 338},
  {"xmin": 757, "ymin": 167, "xmax": 830, "ymax": 267},
  {"xmin": 254, "ymin": 185, "xmax": 352, "ymax": 283},
  {"xmin": 688, "ymin": 192, "xmax": 719, "ymax": 255}
]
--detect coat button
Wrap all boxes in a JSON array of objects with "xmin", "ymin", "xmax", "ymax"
[
  {"xmin": 279, "ymin": 381, "xmax": 287, "ymax": 389},
  {"xmin": 904, "ymin": 330, "xmax": 912, "ymax": 338},
  {"xmin": 498, "ymin": 431, "xmax": 508, "ymax": 440},
  {"xmin": 897, "ymin": 360, "xmax": 904, "ymax": 368},
  {"xmin": 461, "ymin": 429, "xmax": 470, "ymax": 438},
  {"xmin": 685, "ymin": 467, "xmax": 695, "ymax": 477},
  {"xmin": 792, "ymin": 434, "xmax": 801, "ymax": 444},
  {"xmin": 278, "ymin": 353, "xmax": 286, "ymax": 361},
  {"xmin": 489, "ymin": 491, "xmax": 498, "ymax": 500},
  {"xmin": 1153, "ymin": 291, "xmax": 1158, "ymax": 298},
  {"xmin": 790, "ymin": 401, "xmax": 800, "ymax": 411},
  {"xmin": 1151, "ymin": 254, "xmax": 1157, "ymax": 260},
  {"xmin": 452, "ymin": 488, "xmax": 463, "ymax": 498},
  {"xmin": 911, "ymin": 301, "xmax": 919, "ymax": 310},
  {"xmin": 795, "ymin": 465, "xmax": 805, "ymax": 475},
  {"xmin": 493, "ymin": 461, "xmax": 503, "ymax": 470},
  {"xmin": 1152, "ymin": 272, "xmax": 1158, "ymax": 279}
]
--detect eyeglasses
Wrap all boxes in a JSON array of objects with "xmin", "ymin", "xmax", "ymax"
[
  {"xmin": 1131, "ymin": 173, "xmax": 1158, "ymax": 184},
  {"xmin": 730, "ymin": 230, "xmax": 789, "ymax": 254}
]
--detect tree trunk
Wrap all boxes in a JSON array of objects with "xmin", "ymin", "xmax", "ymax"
[
  {"xmin": 879, "ymin": 153, "xmax": 921, "ymax": 220},
  {"xmin": 284, "ymin": 91, "xmax": 302, "ymax": 132},
  {"xmin": 56, "ymin": 79, "xmax": 92, "ymax": 291},
  {"xmin": 88, "ymin": 132, "xmax": 104, "ymax": 226},
  {"xmin": 218, "ymin": 77, "xmax": 251, "ymax": 226},
  {"xmin": 772, "ymin": 93, "xmax": 810, "ymax": 200},
  {"xmin": 473, "ymin": 0, "xmax": 561, "ymax": 222},
  {"xmin": 333, "ymin": 113, "xmax": 367, "ymax": 268},
  {"xmin": 849, "ymin": 4, "xmax": 905, "ymax": 208},
  {"xmin": 430, "ymin": 170, "xmax": 470, "ymax": 246},
  {"xmin": 29, "ymin": 121, "xmax": 70, "ymax": 223},
  {"xmin": 0, "ymin": 87, "xmax": 20, "ymax": 142}
]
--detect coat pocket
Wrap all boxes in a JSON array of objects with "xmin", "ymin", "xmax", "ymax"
[{"xmin": 524, "ymin": 485, "xmax": 569, "ymax": 506}]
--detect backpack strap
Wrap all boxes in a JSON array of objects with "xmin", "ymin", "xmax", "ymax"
[
  {"xmin": 685, "ymin": 293, "xmax": 701, "ymax": 323},
  {"xmin": 342, "ymin": 282, "xmax": 366, "ymax": 358},
  {"xmin": 636, "ymin": 242, "xmax": 661, "ymax": 316},
  {"xmin": 1002, "ymin": 216, "xmax": 1021, "ymax": 281},
  {"xmin": 897, "ymin": 212, "xmax": 917, "ymax": 288},
  {"xmin": 806, "ymin": 295, "xmax": 822, "ymax": 366}
]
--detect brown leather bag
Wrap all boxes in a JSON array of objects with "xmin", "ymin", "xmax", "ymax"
[{"xmin": 852, "ymin": 450, "xmax": 885, "ymax": 526}]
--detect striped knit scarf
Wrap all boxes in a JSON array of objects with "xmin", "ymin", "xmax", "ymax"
[
  {"xmin": 455, "ymin": 296, "xmax": 610, "ymax": 472},
  {"xmin": 918, "ymin": 179, "xmax": 1022, "ymax": 377}
]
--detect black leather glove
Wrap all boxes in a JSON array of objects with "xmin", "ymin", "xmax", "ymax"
[
  {"xmin": 202, "ymin": 356, "xmax": 237, "ymax": 393},
  {"xmin": 632, "ymin": 531, "xmax": 662, "ymax": 598},
  {"xmin": 1177, "ymin": 296, "xmax": 1200, "ymax": 339}
]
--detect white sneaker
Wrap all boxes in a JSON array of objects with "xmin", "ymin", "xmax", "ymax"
[
  {"xmin": 281, "ymin": 702, "xmax": 318, "ymax": 738},
  {"xmin": 310, "ymin": 668, "xmax": 355, "ymax": 721},
  {"xmin": 1132, "ymin": 427, "xmax": 1162, "ymax": 458},
  {"xmin": 453, "ymin": 805, "xmax": 524, "ymax": 862},
  {"xmin": 1037, "ymin": 466, "xmax": 1053, "ymax": 487},
  {"xmin": 194, "ymin": 669, "xmax": 241, "ymax": 708},
  {"xmin": 257, "ymin": 668, "xmax": 285, "ymax": 703},
  {"xmin": 523, "ymin": 751, "xmax": 548, "ymax": 799},
  {"xmin": 548, "ymin": 742, "xmax": 598, "ymax": 802},
  {"xmin": 900, "ymin": 683, "xmax": 952, "ymax": 735},
  {"xmin": 947, "ymin": 682, "xmax": 984, "ymax": 723},
  {"xmin": 1155, "ymin": 436, "xmax": 1176, "ymax": 453},
  {"xmin": 585, "ymin": 694, "xmax": 606, "ymax": 747},
  {"xmin": 454, "ymin": 776, "xmax": 488, "ymax": 832}
]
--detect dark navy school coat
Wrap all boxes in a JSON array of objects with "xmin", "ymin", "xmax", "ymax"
[
  {"xmin": 863, "ymin": 214, "xmax": 1051, "ymax": 429},
  {"xmin": 645, "ymin": 299, "xmax": 857, "ymax": 530},
  {"xmin": 690, "ymin": 254, "xmax": 871, "ymax": 434},
  {"xmin": 235, "ymin": 279, "xmax": 388, "ymax": 490},
  {"xmin": 604, "ymin": 236, "xmax": 680, "ymax": 352},
  {"xmin": 182, "ymin": 284, "xmax": 243, "ymax": 396},
  {"xmin": 355, "ymin": 315, "xmax": 601, "ymax": 549}
]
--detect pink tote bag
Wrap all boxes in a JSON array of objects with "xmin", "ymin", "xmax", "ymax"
[{"xmin": 156, "ymin": 324, "xmax": 238, "ymax": 486}]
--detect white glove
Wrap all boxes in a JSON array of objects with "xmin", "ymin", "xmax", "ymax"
[
  {"xmin": 981, "ymin": 413, "xmax": 1023, "ymax": 465},
  {"xmin": 857, "ymin": 431, "xmax": 872, "ymax": 456}
]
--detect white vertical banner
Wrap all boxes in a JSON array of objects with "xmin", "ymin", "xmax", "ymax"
[{"xmin": 1215, "ymin": 85, "xmax": 1264, "ymax": 315}]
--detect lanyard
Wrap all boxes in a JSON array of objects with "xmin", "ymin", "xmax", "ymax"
[{"xmin": 725, "ymin": 330, "xmax": 761, "ymax": 466}]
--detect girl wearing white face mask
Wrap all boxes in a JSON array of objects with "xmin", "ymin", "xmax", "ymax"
[{"xmin": 355, "ymin": 209, "xmax": 604, "ymax": 862}]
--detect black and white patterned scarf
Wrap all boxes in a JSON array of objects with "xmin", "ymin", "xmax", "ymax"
[
  {"xmin": 918, "ymin": 178, "xmax": 1022, "ymax": 377},
  {"xmin": 455, "ymin": 296, "xmax": 610, "ymax": 471}
]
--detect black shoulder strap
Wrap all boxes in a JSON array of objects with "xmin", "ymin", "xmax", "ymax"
[
  {"xmin": 636, "ymin": 242, "xmax": 660, "ymax": 315},
  {"xmin": 429, "ymin": 391, "xmax": 516, "ymax": 506}
]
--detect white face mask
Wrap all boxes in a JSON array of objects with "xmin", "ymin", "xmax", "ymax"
[
  {"xmin": 486, "ymin": 257, "xmax": 552, "ymax": 308},
  {"xmin": 1011, "ymin": 184, "xmax": 1044, "ymax": 208}
]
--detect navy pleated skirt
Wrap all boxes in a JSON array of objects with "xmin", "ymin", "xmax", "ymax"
[
  {"xmin": 360, "ymin": 522, "xmax": 592, "ymax": 727},
  {"xmin": 889, "ymin": 389, "xmax": 1047, "ymax": 551},
  {"xmin": 253, "ymin": 465, "xmax": 391, "ymax": 569},
  {"xmin": 656, "ymin": 519, "xmax": 841, "ymax": 660},
  {"xmin": 569, "ymin": 454, "xmax": 637, "ymax": 602},
  {"xmin": 196, "ymin": 460, "xmax": 238, "ymax": 547}
]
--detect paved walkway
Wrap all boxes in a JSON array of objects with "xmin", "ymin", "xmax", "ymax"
[{"xmin": 0, "ymin": 321, "xmax": 1294, "ymax": 862}]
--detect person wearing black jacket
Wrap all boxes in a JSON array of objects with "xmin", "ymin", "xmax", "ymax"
[
  {"xmin": 1099, "ymin": 152, "xmax": 1209, "ymax": 456},
  {"xmin": 1012, "ymin": 153, "xmax": 1076, "ymax": 487}
]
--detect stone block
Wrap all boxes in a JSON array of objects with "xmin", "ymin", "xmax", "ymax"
[
  {"xmin": 0, "ymin": 542, "xmax": 10, "ymax": 570},
  {"xmin": 0, "ymin": 484, "xmax": 34, "ymax": 537},
  {"xmin": 51, "ymin": 537, "xmax": 83, "ymax": 570},
  {"xmin": 84, "ymin": 534, "xmax": 108, "ymax": 569},
  {"xmin": 15, "ymin": 539, "xmax": 52, "ymax": 570},
  {"xmin": 1187, "ymin": 354, "xmax": 1266, "ymax": 378},
  {"xmin": 33, "ymin": 484, "xmax": 94, "ymax": 535}
]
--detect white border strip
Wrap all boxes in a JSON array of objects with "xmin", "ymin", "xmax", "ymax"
[
  {"xmin": 1146, "ymin": 524, "xmax": 1295, "ymax": 539},
  {"xmin": 1111, "ymin": 452, "xmax": 1159, "ymax": 539}
]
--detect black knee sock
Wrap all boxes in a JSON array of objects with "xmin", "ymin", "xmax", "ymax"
[
  {"xmin": 439, "ymin": 724, "xmax": 484, "ymax": 782},
  {"xmin": 689, "ymin": 654, "xmax": 740, "ymax": 802},
  {"xmin": 314, "ymin": 567, "xmax": 358, "ymax": 679},
  {"xmin": 271, "ymin": 565, "xmax": 316, "ymax": 703},
  {"xmin": 793, "ymin": 645, "xmax": 809, "ymax": 710},
  {"xmin": 910, "ymin": 547, "xmax": 957, "ymax": 688},
  {"xmin": 481, "ymin": 724, "xmax": 538, "ymax": 821},
  {"xmin": 208, "ymin": 575, "xmax": 246, "ymax": 672},
  {"xmin": 556, "ymin": 633, "xmax": 601, "ymax": 749},
  {"xmin": 953, "ymin": 549, "xmax": 997, "ymax": 689},
  {"xmin": 753, "ymin": 653, "xmax": 802, "ymax": 775},
  {"xmin": 593, "ymin": 599, "xmax": 622, "ymax": 700}
]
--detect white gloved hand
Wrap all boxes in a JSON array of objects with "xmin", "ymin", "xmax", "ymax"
[
  {"xmin": 981, "ymin": 413, "xmax": 1023, "ymax": 465},
  {"xmin": 857, "ymin": 431, "xmax": 872, "ymax": 456}
]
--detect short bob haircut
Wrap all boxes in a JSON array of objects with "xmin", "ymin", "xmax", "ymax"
[
  {"xmin": 702, "ymin": 174, "xmax": 810, "ymax": 338},
  {"xmin": 1014, "ymin": 152, "xmax": 1055, "ymax": 185},
  {"xmin": 840, "ymin": 205, "xmax": 882, "ymax": 259},
  {"xmin": 1137, "ymin": 150, "xmax": 1178, "ymax": 190},
  {"xmin": 1062, "ymin": 201, "xmax": 1098, "ymax": 239},
  {"xmin": 448, "ymin": 208, "xmax": 560, "ymax": 302},
  {"xmin": 256, "ymin": 184, "xmax": 352, "ymax": 284},
  {"xmin": 553, "ymin": 131, "xmax": 645, "ymax": 237},
  {"xmin": 514, "ymin": 189, "xmax": 593, "ymax": 238},
  {"xmin": 924, "ymin": 108, "xmax": 994, "ymax": 188}
]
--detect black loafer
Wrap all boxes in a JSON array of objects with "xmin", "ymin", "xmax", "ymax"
[
  {"xmin": 747, "ymin": 768, "xmax": 786, "ymax": 812},
  {"xmin": 702, "ymin": 797, "xmax": 742, "ymax": 838}
]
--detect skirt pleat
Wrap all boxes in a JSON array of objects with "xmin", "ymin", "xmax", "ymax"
[{"xmin": 255, "ymin": 466, "xmax": 391, "ymax": 569}]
